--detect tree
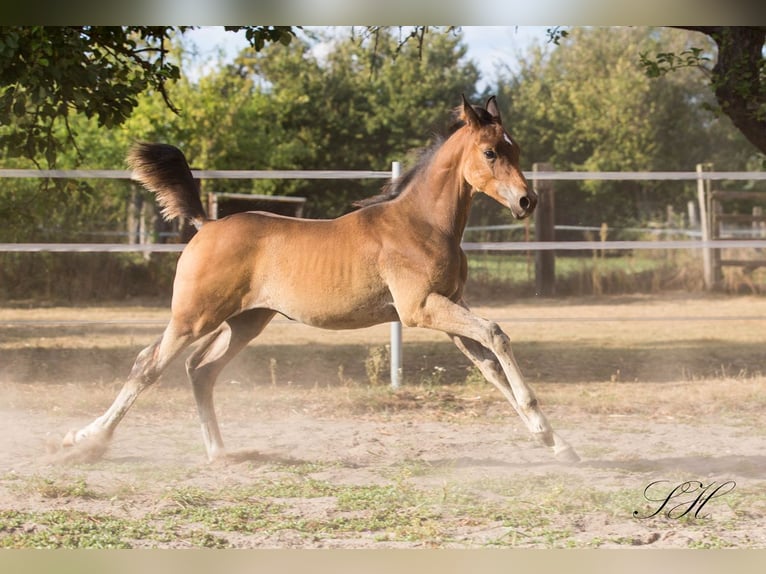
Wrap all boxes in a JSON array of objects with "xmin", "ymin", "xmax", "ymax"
[
  {"xmin": 495, "ymin": 27, "xmax": 759, "ymax": 227},
  {"xmin": 0, "ymin": 26, "xmax": 464, "ymax": 169},
  {"xmin": 395, "ymin": 25, "xmax": 766, "ymax": 160},
  {"xmin": 0, "ymin": 26, "xmax": 295, "ymax": 167},
  {"xmin": 38, "ymin": 28, "xmax": 479, "ymax": 224},
  {"xmin": 218, "ymin": 29, "xmax": 480, "ymax": 216},
  {"xmin": 550, "ymin": 26, "xmax": 766, "ymax": 158},
  {"xmin": 3, "ymin": 26, "xmax": 765, "ymax": 166},
  {"xmin": 640, "ymin": 27, "xmax": 766, "ymax": 157}
]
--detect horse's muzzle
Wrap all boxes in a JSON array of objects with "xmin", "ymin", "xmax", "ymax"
[{"xmin": 512, "ymin": 190, "xmax": 537, "ymax": 219}]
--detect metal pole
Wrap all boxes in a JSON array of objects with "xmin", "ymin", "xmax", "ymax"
[
  {"xmin": 390, "ymin": 161, "xmax": 403, "ymax": 389},
  {"xmin": 696, "ymin": 163, "xmax": 713, "ymax": 290}
]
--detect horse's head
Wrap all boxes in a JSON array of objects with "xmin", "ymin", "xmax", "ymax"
[{"xmin": 458, "ymin": 95, "xmax": 536, "ymax": 219}]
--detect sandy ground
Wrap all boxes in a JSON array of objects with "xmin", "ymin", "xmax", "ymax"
[{"xmin": 1, "ymin": 294, "xmax": 765, "ymax": 548}]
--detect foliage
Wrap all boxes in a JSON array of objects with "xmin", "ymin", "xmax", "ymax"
[
  {"xmin": 1, "ymin": 25, "xmax": 764, "ymax": 171},
  {"xmin": 0, "ymin": 27, "xmax": 184, "ymax": 167},
  {"xmin": 0, "ymin": 26, "xmax": 481, "ymax": 266},
  {"xmin": 547, "ymin": 26, "xmax": 766, "ymax": 158},
  {"xmin": 639, "ymin": 47, "xmax": 712, "ymax": 78},
  {"xmin": 0, "ymin": 26, "xmax": 296, "ymax": 167},
  {"xmin": 641, "ymin": 27, "xmax": 766, "ymax": 157},
  {"xmin": 63, "ymin": 28, "xmax": 479, "ymax": 218},
  {"xmin": 235, "ymin": 29, "xmax": 479, "ymax": 215},
  {"xmin": 2, "ymin": 26, "xmax": 766, "ymax": 303},
  {"xmin": 494, "ymin": 27, "xmax": 762, "ymax": 228}
]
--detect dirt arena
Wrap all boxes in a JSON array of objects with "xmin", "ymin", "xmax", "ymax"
[{"xmin": 1, "ymin": 293, "xmax": 765, "ymax": 548}]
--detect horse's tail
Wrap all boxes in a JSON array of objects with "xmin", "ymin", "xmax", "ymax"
[{"xmin": 127, "ymin": 143, "xmax": 208, "ymax": 230}]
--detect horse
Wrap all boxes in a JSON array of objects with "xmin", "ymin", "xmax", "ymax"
[{"xmin": 57, "ymin": 95, "xmax": 580, "ymax": 464}]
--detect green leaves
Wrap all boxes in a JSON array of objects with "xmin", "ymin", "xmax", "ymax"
[
  {"xmin": 226, "ymin": 26, "xmax": 297, "ymax": 51},
  {"xmin": 0, "ymin": 27, "xmax": 169, "ymax": 165},
  {"xmin": 496, "ymin": 27, "xmax": 758, "ymax": 227},
  {"xmin": 639, "ymin": 48, "xmax": 711, "ymax": 78},
  {"xmin": 0, "ymin": 26, "xmax": 299, "ymax": 167},
  {"xmin": 228, "ymin": 29, "xmax": 479, "ymax": 216}
]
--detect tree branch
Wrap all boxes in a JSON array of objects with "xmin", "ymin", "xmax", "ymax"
[{"xmin": 673, "ymin": 26, "xmax": 766, "ymax": 155}]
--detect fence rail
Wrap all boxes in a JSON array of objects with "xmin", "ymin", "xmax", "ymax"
[
  {"xmin": 2, "ymin": 166, "xmax": 765, "ymax": 389},
  {"xmin": 3, "ymin": 239, "xmax": 766, "ymax": 253},
  {"xmin": 2, "ymin": 167, "xmax": 764, "ymax": 254},
  {"xmin": 0, "ymin": 169, "xmax": 393, "ymax": 180},
  {"xmin": 3, "ymin": 168, "xmax": 766, "ymax": 181}
]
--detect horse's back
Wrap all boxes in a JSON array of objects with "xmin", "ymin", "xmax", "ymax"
[{"xmin": 170, "ymin": 209, "xmax": 396, "ymax": 330}]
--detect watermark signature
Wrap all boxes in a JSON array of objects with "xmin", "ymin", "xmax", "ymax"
[{"xmin": 633, "ymin": 480, "xmax": 737, "ymax": 520}]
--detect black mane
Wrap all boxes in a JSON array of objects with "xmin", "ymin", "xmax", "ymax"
[
  {"xmin": 352, "ymin": 142, "xmax": 441, "ymax": 208},
  {"xmin": 353, "ymin": 103, "xmax": 494, "ymax": 209}
]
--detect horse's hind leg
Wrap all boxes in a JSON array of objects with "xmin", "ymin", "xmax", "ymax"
[
  {"xmin": 59, "ymin": 321, "xmax": 196, "ymax": 461},
  {"xmin": 185, "ymin": 308, "xmax": 276, "ymax": 462},
  {"xmin": 450, "ymin": 334, "xmax": 579, "ymax": 463}
]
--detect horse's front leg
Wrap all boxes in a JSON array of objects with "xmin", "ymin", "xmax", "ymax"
[
  {"xmin": 400, "ymin": 293, "xmax": 579, "ymax": 463},
  {"xmin": 450, "ymin": 333, "xmax": 579, "ymax": 463}
]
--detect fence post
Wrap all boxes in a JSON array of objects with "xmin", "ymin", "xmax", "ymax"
[
  {"xmin": 127, "ymin": 183, "xmax": 142, "ymax": 245},
  {"xmin": 389, "ymin": 161, "xmax": 403, "ymax": 389},
  {"xmin": 754, "ymin": 206, "xmax": 765, "ymax": 238},
  {"xmin": 696, "ymin": 163, "xmax": 714, "ymax": 290},
  {"xmin": 533, "ymin": 162, "xmax": 556, "ymax": 296},
  {"xmin": 687, "ymin": 200, "xmax": 698, "ymax": 228}
]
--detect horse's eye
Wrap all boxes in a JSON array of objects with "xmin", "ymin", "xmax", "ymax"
[{"xmin": 483, "ymin": 149, "xmax": 497, "ymax": 160}]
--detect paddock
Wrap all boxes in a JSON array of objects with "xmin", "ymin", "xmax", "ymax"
[{"xmin": 1, "ymin": 293, "xmax": 765, "ymax": 548}]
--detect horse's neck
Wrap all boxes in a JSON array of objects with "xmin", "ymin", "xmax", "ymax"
[{"xmin": 396, "ymin": 141, "xmax": 474, "ymax": 240}]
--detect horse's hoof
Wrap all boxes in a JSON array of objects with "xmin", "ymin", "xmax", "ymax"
[
  {"xmin": 554, "ymin": 445, "xmax": 581, "ymax": 464},
  {"xmin": 45, "ymin": 434, "xmax": 64, "ymax": 454},
  {"xmin": 62, "ymin": 429, "xmax": 77, "ymax": 447},
  {"xmin": 44, "ymin": 430, "xmax": 80, "ymax": 454},
  {"xmin": 44, "ymin": 431, "xmax": 110, "ymax": 465}
]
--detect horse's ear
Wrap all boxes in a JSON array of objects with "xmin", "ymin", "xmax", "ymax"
[
  {"xmin": 461, "ymin": 94, "xmax": 481, "ymax": 128},
  {"xmin": 486, "ymin": 96, "xmax": 502, "ymax": 124}
]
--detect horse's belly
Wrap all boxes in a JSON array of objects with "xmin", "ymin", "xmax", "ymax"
[{"xmin": 274, "ymin": 291, "xmax": 399, "ymax": 330}]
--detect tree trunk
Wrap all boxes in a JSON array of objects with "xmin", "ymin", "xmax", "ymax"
[{"xmin": 680, "ymin": 27, "xmax": 766, "ymax": 155}]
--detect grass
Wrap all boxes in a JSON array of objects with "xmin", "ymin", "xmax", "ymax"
[
  {"xmin": 0, "ymin": 509, "xmax": 147, "ymax": 549},
  {"xmin": 3, "ymin": 462, "xmax": 764, "ymax": 549},
  {"xmin": 0, "ymin": 475, "xmax": 444, "ymax": 548},
  {"xmin": 13, "ymin": 475, "xmax": 99, "ymax": 500},
  {"xmin": 464, "ymin": 251, "xmax": 711, "ymax": 299}
]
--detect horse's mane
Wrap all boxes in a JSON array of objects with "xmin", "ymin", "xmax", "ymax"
[
  {"xmin": 352, "ymin": 142, "xmax": 442, "ymax": 208},
  {"xmin": 352, "ymin": 103, "xmax": 495, "ymax": 209}
]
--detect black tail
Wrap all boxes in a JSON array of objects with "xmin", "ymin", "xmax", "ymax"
[{"xmin": 127, "ymin": 143, "xmax": 208, "ymax": 229}]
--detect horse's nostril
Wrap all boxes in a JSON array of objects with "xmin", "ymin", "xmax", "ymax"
[{"xmin": 519, "ymin": 196, "xmax": 531, "ymax": 211}]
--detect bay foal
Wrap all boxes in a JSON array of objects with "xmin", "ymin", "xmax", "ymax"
[{"xmin": 60, "ymin": 96, "xmax": 579, "ymax": 464}]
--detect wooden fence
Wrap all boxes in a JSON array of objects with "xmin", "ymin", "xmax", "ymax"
[
  {"xmin": 3, "ymin": 165, "xmax": 766, "ymax": 387},
  {"xmin": 710, "ymin": 190, "xmax": 766, "ymax": 285}
]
